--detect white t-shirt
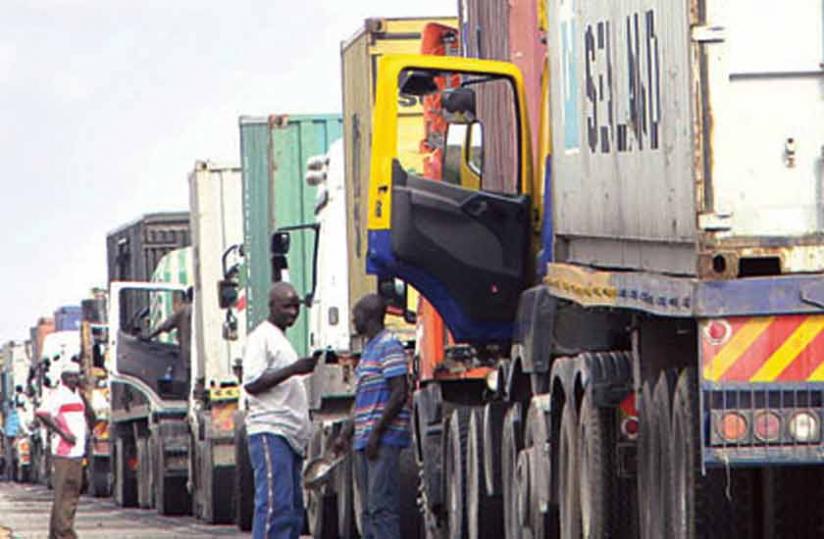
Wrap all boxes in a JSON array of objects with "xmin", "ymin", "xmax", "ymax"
[
  {"xmin": 242, "ymin": 320, "xmax": 312, "ymax": 456},
  {"xmin": 36, "ymin": 384, "xmax": 87, "ymax": 459}
]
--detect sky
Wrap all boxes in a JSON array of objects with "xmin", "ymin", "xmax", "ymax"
[{"xmin": 0, "ymin": 0, "xmax": 455, "ymax": 342}]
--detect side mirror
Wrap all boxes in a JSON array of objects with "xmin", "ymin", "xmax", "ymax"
[
  {"xmin": 271, "ymin": 231, "xmax": 290, "ymax": 279},
  {"xmin": 218, "ymin": 279, "xmax": 239, "ymax": 309},
  {"xmin": 399, "ymin": 69, "xmax": 438, "ymax": 96},
  {"xmin": 379, "ymin": 278, "xmax": 416, "ymax": 324},
  {"xmin": 222, "ymin": 310, "xmax": 238, "ymax": 341}
]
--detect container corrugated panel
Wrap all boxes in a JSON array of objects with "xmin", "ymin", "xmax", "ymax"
[
  {"xmin": 341, "ymin": 17, "xmax": 456, "ymax": 349},
  {"xmin": 150, "ymin": 246, "xmax": 193, "ymax": 345},
  {"xmin": 188, "ymin": 162, "xmax": 246, "ymax": 386},
  {"xmin": 239, "ymin": 115, "xmax": 342, "ymax": 356},
  {"xmin": 458, "ymin": 3, "xmax": 518, "ymax": 193},
  {"xmin": 547, "ymin": 0, "xmax": 824, "ymax": 278}
]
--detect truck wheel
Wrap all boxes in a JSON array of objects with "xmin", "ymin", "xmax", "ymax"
[
  {"xmin": 137, "ymin": 436, "xmax": 152, "ymax": 508},
  {"xmin": 669, "ymin": 367, "xmax": 755, "ymax": 539},
  {"xmin": 501, "ymin": 403, "xmax": 523, "ymax": 539},
  {"xmin": 153, "ymin": 436, "xmax": 190, "ymax": 515},
  {"xmin": 233, "ymin": 414, "xmax": 254, "ymax": 531},
  {"xmin": 114, "ymin": 435, "xmax": 138, "ymax": 507},
  {"xmin": 481, "ymin": 402, "xmax": 506, "ymax": 497},
  {"xmin": 652, "ymin": 372, "xmax": 676, "ymax": 535},
  {"xmin": 523, "ymin": 397, "xmax": 552, "ymax": 538},
  {"xmin": 334, "ymin": 453, "xmax": 357, "ymax": 539},
  {"xmin": 445, "ymin": 407, "xmax": 471, "ymax": 539},
  {"xmin": 400, "ymin": 447, "xmax": 423, "ymax": 539},
  {"xmin": 577, "ymin": 392, "xmax": 621, "ymax": 538},
  {"xmin": 466, "ymin": 409, "xmax": 503, "ymax": 539},
  {"xmin": 558, "ymin": 402, "xmax": 580, "ymax": 539}
]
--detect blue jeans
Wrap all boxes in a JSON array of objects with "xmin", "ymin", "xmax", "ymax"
[
  {"xmin": 247, "ymin": 433, "xmax": 304, "ymax": 539},
  {"xmin": 353, "ymin": 444, "xmax": 401, "ymax": 539}
]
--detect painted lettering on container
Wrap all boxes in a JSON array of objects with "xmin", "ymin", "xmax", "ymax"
[{"xmin": 584, "ymin": 10, "xmax": 661, "ymax": 154}]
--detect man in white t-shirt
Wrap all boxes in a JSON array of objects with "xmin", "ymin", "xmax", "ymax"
[
  {"xmin": 243, "ymin": 282, "xmax": 319, "ymax": 539},
  {"xmin": 35, "ymin": 361, "xmax": 95, "ymax": 539}
]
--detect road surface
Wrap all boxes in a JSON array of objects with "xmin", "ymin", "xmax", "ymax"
[{"xmin": 0, "ymin": 481, "xmax": 248, "ymax": 538}]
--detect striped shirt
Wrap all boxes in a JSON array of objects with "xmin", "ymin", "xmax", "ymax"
[{"xmin": 353, "ymin": 329, "xmax": 411, "ymax": 450}]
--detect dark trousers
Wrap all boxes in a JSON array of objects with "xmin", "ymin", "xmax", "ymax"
[
  {"xmin": 50, "ymin": 457, "xmax": 83, "ymax": 539},
  {"xmin": 248, "ymin": 433, "xmax": 304, "ymax": 539},
  {"xmin": 354, "ymin": 445, "xmax": 402, "ymax": 539}
]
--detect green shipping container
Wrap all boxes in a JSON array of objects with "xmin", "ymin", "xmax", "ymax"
[{"xmin": 239, "ymin": 114, "xmax": 343, "ymax": 356}]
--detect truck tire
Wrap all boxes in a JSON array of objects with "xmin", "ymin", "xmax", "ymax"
[
  {"xmin": 558, "ymin": 401, "xmax": 580, "ymax": 539},
  {"xmin": 523, "ymin": 397, "xmax": 553, "ymax": 538},
  {"xmin": 153, "ymin": 435, "xmax": 190, "ymax": 516},
  {"xmin": 113, "ymin": 435, "xmax": 138, "ymax": 507},
  {"xmin": 334, "ymin": 453, "xmax": 357, "ymax": 539},
  {"xmin": 234, "ymin": 416, "xmax": 254, "ymax": 531},
  {"xmin": 137, "ymin": 436, "xmax": 152, "ymax": 508},
  {"xmin": 466, "ymin": 409, "xmax": 503, "ymax": 539},
  {"xmin": 400, "ymin": 446, "xmax": 423, "ymax": 539},
  {"xmin": 481, "ymin": 402, "xmax": 506, "ymax": 497},
  {"xmin": 445, "ymin": 407, "xmax": 471, "ymax": 539},
  {"xmin": 669, "ymin": 368, "xmax": 755, "ymax": 539},
  {"xmin": 501, "ymin": 403, "xmax": 523, "ymax": 539},
  {"xmin": 652, "ymin": 372, "xmax": 676, "ymax": 535},
  {"xmin": 88, "ymin": 455, "xmax": 111, "ymax": 497},
  {"xmin": 577, "ymin": 392, "xmax": 621, "ymax": 538}
]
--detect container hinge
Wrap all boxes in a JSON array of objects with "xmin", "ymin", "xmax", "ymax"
[
  {"xmin": 698, "ymin": 212, "xmax": 732, "ymax": 232},
  {"xmin": 691, "ymin": 25, "xmax": 727, "ymax": 43}
]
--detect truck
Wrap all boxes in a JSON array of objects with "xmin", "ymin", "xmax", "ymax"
[
  {"xmin": 234, "ymin": 113, "xmax": 343, "ymax": 531},
  {"xmin": 363, "ymin": 1, "xmax": 824, "ymax": 538},
  {"xmin": 1, "ymin": 341, "xmax": 33, "ymax": 483},
  {"xmin": 105, "ymin": 212, "xmax": 191, "ymax": 513},
  {"xmin": 79, "ymin": 289, "xmax": 113, "ymax": 497},
  {"xmin": 186, "ymin": 161, "xmax": 246, "ymax": 524}
]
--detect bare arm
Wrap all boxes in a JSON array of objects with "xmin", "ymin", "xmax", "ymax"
[
  {"xmin": 35, "ymin": 412, "xmax": 75, "ymax": 444},
  {"xmin": 243, "ymin": 355, "xmax": 318, "ymax": 396},
  {"xmin": 148, "ymin": 309, "xmax": 182, "ymax": 339},
  {"xmin": 79, "ymin": 391, "xmax": 96, "ymax": 428}
]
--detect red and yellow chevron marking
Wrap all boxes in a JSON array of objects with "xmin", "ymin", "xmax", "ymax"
[{"xmin": 701, "ymin": 315, "xmax": 824, "ymax": 383}]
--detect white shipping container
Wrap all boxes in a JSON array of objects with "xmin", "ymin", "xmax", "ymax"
[
  {"xmin": 188, "ymin": 162, "xmax": 246, "ymax": 388},
  {"xmin": 547, "ymin": 0, "xmax": 824, "ymax": 278}
]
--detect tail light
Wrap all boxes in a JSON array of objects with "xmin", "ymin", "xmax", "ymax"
[
  {"xmin": 753, "ymin": 411, "xmax": 781, "ymax": 442},
  {"xmin": 788, "ymin": 411, "xmax": 821, "ymax": 443},
  {"xmin": 718, "ymin": 412, "xmax": 749, "ymax": 442}
]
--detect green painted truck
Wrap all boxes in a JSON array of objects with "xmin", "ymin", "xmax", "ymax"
[{"xmin": 239, "ymin": 115, "xmax": 342, "ymax": 357}]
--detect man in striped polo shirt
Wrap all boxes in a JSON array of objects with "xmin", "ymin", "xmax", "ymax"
[
  {"xmin": 36, "ymin": 361, "xmax": 95, "ymax": 539},
  {"xmin": 333, "ymin": 294, "xmax": 410, "ymax": 539}
]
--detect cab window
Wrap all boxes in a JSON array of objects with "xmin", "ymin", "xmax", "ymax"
[{"xmin": 396, "ymin": 69, "xmax": 519, "ymax": 195}]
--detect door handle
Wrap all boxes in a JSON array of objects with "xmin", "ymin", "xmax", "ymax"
[{"xmin": 464, "ymin": 199, "xmax": 488, "ymax": 217}]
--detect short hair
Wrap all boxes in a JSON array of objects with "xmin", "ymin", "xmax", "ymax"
[{"xmin": 355, "ymin": 293, "xmax": 386, "ymax": 323}]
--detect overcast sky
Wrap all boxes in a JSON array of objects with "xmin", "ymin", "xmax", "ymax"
[{"xmin": 0, "ymin": 0, "xmax": 454, "ymax": 342}]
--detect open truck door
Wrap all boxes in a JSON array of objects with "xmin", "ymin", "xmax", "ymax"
[
  {"xmin": 366, "ymin": 55, "xmax": 535, "ymax": 343},
  {"xmin": 107, "ymin": 281, "xmax": 191, "ymax": 409}
]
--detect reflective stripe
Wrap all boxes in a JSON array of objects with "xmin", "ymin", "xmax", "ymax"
[{"xmin": 262, "ymin": 435, "xmax": 274, "ymax": 536}]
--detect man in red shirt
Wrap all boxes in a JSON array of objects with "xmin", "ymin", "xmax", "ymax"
[{"xmin": 36, "ymin": 361, "xmax": 95, "ymax": 539}]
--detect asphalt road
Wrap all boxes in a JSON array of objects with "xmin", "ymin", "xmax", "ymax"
[{"xmin": 0, "ymin": 481, "xmax": 249, "ymax": 538}]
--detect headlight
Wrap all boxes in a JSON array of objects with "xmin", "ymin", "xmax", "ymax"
[{"xmin": 485, "ymin": 370, "xmax": 499, "ymax": 392}]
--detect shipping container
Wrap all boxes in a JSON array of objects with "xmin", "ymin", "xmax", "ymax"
[
  {"xmin": 106, "ymin": 212, "xmax": 191, "ymax": 327},
  {"xmin": 188, "ymin": 161, "xmax": 246, "ymax": 387},
  {"xmin": 239, "ymin": 115, "xmax": 342, "ymax": 356},
  {"xmin": 546, "ymin": 0, "xmax": 824, "ymax": 278},
  {"xmin": 29, "ymin": 317, "xmax": 54, "ymax": 365},
  {"xmin": 341, "ymin": 16, "xmax": 455, "ymax": 348},
  {"xmin": 53, "ymin": 305, "xmax": 82, "ymax": 332}
]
